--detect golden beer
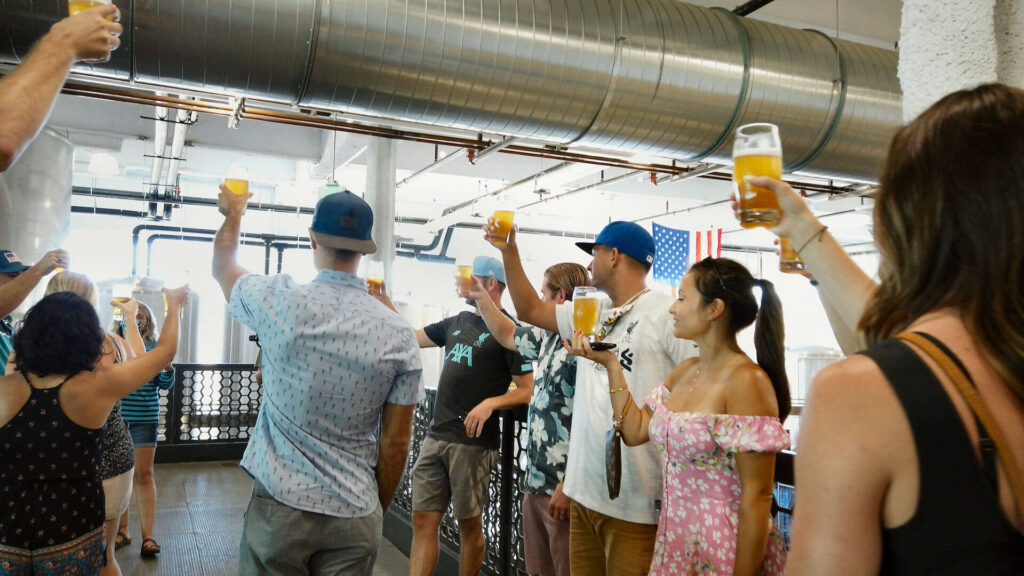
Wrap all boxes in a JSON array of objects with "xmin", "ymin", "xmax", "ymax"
[
  {"xmin": 68, "ymin": 0, "xmax": 107, "ymax": 16},
  {"xmin": 111, "ymin": 296, "xmax": 129, "ymax": 320},
  {"xmin": 491, "ymin": 210, "xmax": 515, "ymax": 244},
  {"xmin": 456, "ymin": 265, "xmax": 474, "ymax": 295},
  {"xmin": 734, "ymin": 154, "xmax": 783, "ymax": 228},
  {"xmin": 224, "ymin": 178, "xmax": 249, "ymax": 196},
  {"xmin": 778, "ymin": 237, "xmax": 806, "ymax": 274},
  {"xmin": 367, "ymin": 276, "xmax": 383, "ymax": 291},
  {"xmin": 573, "ymin": 297, "xmax": 600, "ymax": 336}
]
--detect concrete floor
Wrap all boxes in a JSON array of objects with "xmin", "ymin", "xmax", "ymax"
[{"xmin": 114, "ymin": 461, "xmax": 409, "ymax": 576}]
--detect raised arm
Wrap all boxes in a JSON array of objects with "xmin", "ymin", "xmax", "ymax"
[
  {"xmin": 467, "ymin": 277, "xmax": 517, "ymax": 351},
  {"xmin": 0, "ymin": 249, "xmax": 66, "ymax": 317},
  {"xmin": 114, "ymin": 297, "xmax": 146, "ymax": 357},
  {"xmin": 81, "ymin": 286, "xmax": 187, "ymax": 425},
  {"xmin": 212, "ymin": 185, "xmax": 253, "ymax": 301},
  {"xmin": 0, "ymin": 6, "xmax": 121, "ymax": 171},
  {"xmin": 376, "ymin": 402, "xmax": 415, "ymax": 510},
  {"xmin": 746, "ymin": 177, "xmax": 877, "ymax": 335},
  {"xmin": 482, "ymin": 224, "xmax": 558, "ymax": 332}
]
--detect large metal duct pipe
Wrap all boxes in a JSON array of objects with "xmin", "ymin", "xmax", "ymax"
[{"xmin": 0, "ymin": 0, "xmax": 901, "ymax": 182}]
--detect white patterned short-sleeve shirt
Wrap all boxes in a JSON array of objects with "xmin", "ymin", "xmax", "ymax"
[{"xmin": 229, "ymin": 269, "xmax": 424, "ymax": 518}]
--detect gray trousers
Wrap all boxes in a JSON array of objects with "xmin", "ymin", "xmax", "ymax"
[{"xmin": 237, "ymin": 479, "xmax": 383, "ymax": 576}]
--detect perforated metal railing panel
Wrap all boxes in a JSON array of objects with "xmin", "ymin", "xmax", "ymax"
[{"xmin": 158, "ymin": 364, "xmax": 262, "ymax": 445}]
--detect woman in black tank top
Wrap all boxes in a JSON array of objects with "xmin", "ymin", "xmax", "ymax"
[{"xmin": 738, "ymin": 84, "xmax": 1024, "ymax": 574}]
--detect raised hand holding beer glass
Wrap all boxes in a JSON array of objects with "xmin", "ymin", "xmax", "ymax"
[
  {"xmin": 483, "ymin": 218, "xmax": 517, "ymax": 252},
  {"xmin": 65, "ymin": 0, "xmax": 121, "ymax": 63},
  {"xmin": 218, "ymin": 183, "xmax": 252, "ymax": 217}
]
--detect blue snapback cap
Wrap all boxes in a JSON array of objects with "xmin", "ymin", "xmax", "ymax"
[
  {"xmin": 310, "ymin": 189, "xmax": 377, "ymax": 254},
  {"xmin": 473, "ymin": 256, "xmax": 506, "ymax": 284},
  {"xmin": 0, "ymin": 250, "xmax": 30, "ymax": 274},
  {"xmin": 576, "ymin": 221, "xmax": 656, "ymax": 267}
]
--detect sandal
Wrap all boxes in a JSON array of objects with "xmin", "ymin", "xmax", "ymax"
[
  {"xmin": 140, "ymin": 538, "xmax": 161, "ymax": 557},
  {"xmin": 114, "ymin": 530, "xmax": 131, "ymax": 550}
]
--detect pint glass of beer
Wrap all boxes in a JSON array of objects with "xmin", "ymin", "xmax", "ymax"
[
  {"xmin": 455, "ymin": 265, "xmax": 474, "ymax": 296},
  {"xmin": 69, "ymin": 0, "xmax": 111, "ymax": 17},
  {"xmin": 367, "ymin": 261, "xmax": 384, "ymax": 292},
  {"xmin": 111, "ymin": 284, "xmax": 132, "ymax": 322},
  {"xmin": 491, "ymin": 210, "xmax": 515, "ymax": 245},
  {"xmin": 572, "ymin": 287, "xmax": 601, "ymax": 337},
  {"xmin": 778, "ymin": 237, "xmax": 806, "ymax": 273},
  {"xmin": 733, "ymin": 123, "xmax": 783, "ymax": 228},
  {"xmin": 224, "ymin": 178, "xmax": 249, "ymax": 196}
]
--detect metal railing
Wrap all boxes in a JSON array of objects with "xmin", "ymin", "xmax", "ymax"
[{"xmin": 154, "ymin": 366, "xmax": 796, "ymax": 573}]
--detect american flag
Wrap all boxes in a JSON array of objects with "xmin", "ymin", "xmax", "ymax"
[
  {"xmin": 652, "ymin": 223, "xmax": 690, "ymax": 286},
  {"xmin": 694, "ymin": 228, "xmax": 723, "ymax": 260}
]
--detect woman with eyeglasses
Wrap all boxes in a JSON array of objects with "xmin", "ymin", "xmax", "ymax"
[{"xmin": 565, "ymin": 256, "xmax": 791, "ymax": 576}]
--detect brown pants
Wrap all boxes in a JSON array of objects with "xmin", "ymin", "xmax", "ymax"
[{"xmin": 569, "ymin": 500, "xmax": 658, "ymax": 576}]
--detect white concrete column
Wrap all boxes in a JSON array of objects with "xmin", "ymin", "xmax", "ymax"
[
  {"xmin": 363, "ymin": 137, "xmax": 398, "ymax": 286},
  {"xmin": 899, "ymin": 0, "xmax": 1023, "ymax": 121}
]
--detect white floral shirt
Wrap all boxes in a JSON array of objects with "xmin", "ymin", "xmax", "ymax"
[{"xmin": 514, "ymin": 326, "xmax": 576, "ymax": 496}]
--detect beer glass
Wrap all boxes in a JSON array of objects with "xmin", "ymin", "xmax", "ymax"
[
  {"xmin": 778, "ymin": 237, "xmax": 806, "ymax": 273},
  {"xmin": 733, "ymin": 123, "xmax": 783, "ymax": 228},
  {"xmin": 224, "ymin": 178, "xmax": 249, "ymax": 196},
  {"xmin": 111, "ymin": 284, "xmax": 132, "ymax": 322},
  {"xmin": 367, "ymin": 261, "xmax": 384, "ymax": 292},
  {"xmin": 572, "ymin": 287, "xmax": 614, "ymax": 350},
  {"xmin": 455, "ymin": 265, "xmax": 474, "ymax": 296},
  {"xmin": 69, "ymin": 0, "xmax": 110, "ymax": 17},
  {"xmin": 491, "ymin": 210, "xmax": 515, "ymax": 245}
]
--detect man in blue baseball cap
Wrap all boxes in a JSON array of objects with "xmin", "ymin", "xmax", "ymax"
[
  {"xmin": 483, "ymin": 219, "xmax": 696, "ymax": 576},
  {"xmin": 0, "ymin": 248, "xmax": 69, "ymax": 374},
  {"xmin": 370, "ymin": 253, "xmax": 533, "ymax": 576},
  {"xmin": 212, "ymin": 185, "xmax": 423, "ymax": 575}
]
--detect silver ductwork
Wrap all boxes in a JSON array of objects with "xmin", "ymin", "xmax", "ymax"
[{"xmin": 0, "ymin": 0, "xmax": 901, "ymax": 182}]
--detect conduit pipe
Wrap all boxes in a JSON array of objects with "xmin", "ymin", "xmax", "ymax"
[{"xmin": 0, "ymin": 0, "xmax": 900, "ymax": 183}]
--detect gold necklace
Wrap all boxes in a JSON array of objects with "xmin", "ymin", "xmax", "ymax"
[{"xmin": 688, "ymin": 366, "xmax": 701, "ymax": 393}]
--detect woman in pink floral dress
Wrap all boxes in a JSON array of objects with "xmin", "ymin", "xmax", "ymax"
[{"xmin": 566, "ymin": 257, "xmax": 790, "ymax": 575}]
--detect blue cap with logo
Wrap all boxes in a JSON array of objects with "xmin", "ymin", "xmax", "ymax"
[
  {"xmin": 576, "ymin": 221, "xmax": 656, "ymax": 268},
  {"xmin": 310, "ymin": 189, "xmax": 377, "ymax": 254},
  {"xmin": 472, "ymin": 256, "xmax": 506, "ymax": 285},
  {"xmin": 0, "ymin": 250, "xmax": 30, "ymax": 274}
]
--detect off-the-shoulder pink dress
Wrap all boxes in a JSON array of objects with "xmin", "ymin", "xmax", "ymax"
[{"xmin": 645, "ymin": 386, "xmax": 789, "ymax": 575}]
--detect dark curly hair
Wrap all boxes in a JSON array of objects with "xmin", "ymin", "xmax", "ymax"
[
  {"xmin": 13, "ymin": 292, "xmax": 105, "ymax": 377},
  {"xmin": 690, "ymin": 257, "xmax": 791, "ymax": 421}
]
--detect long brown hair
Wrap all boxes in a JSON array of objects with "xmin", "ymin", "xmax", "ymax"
[
  {"xmin": 690, "ymin": 257, "xmax": 791, "ymax": 421},
  {"xmin": 544, "ymin": 262, "xmax": 589, "ymax": 301},
  {"xmin": 859, "ymin": 83, "xmax": 1024, "ymax": 403}
]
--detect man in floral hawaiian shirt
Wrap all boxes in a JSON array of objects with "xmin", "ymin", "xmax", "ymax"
[{"xmin": 469, "ymin": 262, "xmax": 589, "ymax": 576}]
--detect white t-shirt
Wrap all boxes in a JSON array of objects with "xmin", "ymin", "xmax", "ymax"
[{"xmin": 556, "ymin": 290, "xmax": 697, "ymax": 524}]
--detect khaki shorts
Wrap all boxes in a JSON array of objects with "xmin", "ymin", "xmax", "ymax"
[{"xmin": 412, "ymin": 436, "xmax": 498, "ymax": 519}]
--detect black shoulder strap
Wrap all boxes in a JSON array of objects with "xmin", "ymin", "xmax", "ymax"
[{"xmin": 911, "ymin": 332, "xmax": 999, "ymax": 492}]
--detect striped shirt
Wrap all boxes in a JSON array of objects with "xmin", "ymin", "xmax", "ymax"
[{"xmin": 120, "ymin": 340, "xmax": 175, "ymax": 423}]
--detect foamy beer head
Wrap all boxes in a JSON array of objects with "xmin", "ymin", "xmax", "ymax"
[{"xmin": 733, "ymin": 123, "xmax": 783, "ymax": 229}]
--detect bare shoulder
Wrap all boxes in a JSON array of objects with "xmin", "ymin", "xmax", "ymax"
[
  {"xmin": 809, "ymin": 354, "xmax": 892, "ymax": 405},
  {"xmin": 723, "ymin": 361, "xmax": 777, "ymax": 417}
]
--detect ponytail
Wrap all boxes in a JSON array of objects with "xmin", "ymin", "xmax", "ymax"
[{"xmin": 753, "ymin": 279, "xmax": 791, "ymax": 421}]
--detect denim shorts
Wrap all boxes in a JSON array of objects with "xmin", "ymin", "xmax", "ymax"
[{"xmin": 127, "ymin": 421, "xmax": 159, "ymax": 448}]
